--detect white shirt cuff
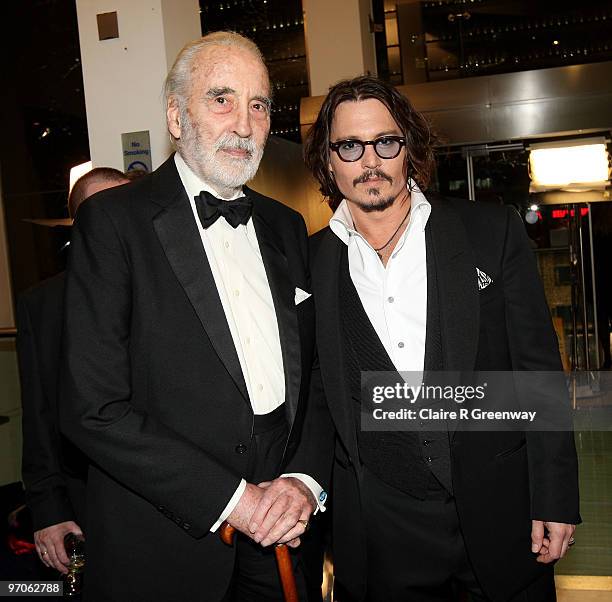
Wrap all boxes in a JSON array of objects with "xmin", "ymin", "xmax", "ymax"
[
  {"xmin": 210, "ymin": 478, "xmax": 247, "ymax": 532},
  {"xmin": 280, "ymin": 473, "xmax": 327, "ymax": 514}
]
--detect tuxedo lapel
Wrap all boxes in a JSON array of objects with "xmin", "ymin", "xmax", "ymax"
[
  {"xmin": 428, "ymin": 196, "xmax": 479, "ymax": 374},
  {"xmin": 428, "ymin": 196, "xmax": 479, "ymax": 440},
  {"xmin": 151, "ymin": 158, "xmax": 249, "ymax": 403},
  {"xmin": 313, "ymin": 232, "xmax": 359, "ymax": 460},
  {"xmin": 250, "ymin": 195, "xmax": 301, "ymax": 426}
]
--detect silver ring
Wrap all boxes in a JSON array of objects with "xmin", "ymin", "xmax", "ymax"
[
  {"xmin": 568, "ymin": 537, "xmax": 576, "ymax": 546},
  {"xmin": 41, "ymin": 550, "xmax": 48, "ymax": 556}
]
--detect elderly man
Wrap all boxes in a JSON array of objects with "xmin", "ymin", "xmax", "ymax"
[
  {"xmin": 302, "ymin": 75, "xmax": 580, "ymax": 602},
  {"xmin": 60, "ymin": 32, "xmax": 323, "ymax": 601},
  {"xmin": 18, "ymin": 167, "xmax": 129, "ymax": 575}
]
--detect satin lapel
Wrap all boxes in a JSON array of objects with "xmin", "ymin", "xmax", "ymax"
[
  {"xmin": 428, "ymin": 196, "xmax": 479, "ymax": 436},
  {"xmin": 251, "ymin": 205, "xmax": 301, "ymax": 426},
  {"xmin": 313, "ymin": 233, "xmax": 359, "ymax": 460},
  {"xmin": 152, "ymin": 181, "xmax": 249, "ymax": 404}
]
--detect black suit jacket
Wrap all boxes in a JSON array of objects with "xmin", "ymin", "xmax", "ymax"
[
  {"xmin": 59, "ymin": 156, "xmax": 316, "ymax": 602},
  {"xmin": 17, "ymin": 273, "xmax": 87, "ymax": 532},
  {"xmin": 305, "ymin": 195, "xmax": 580, "ymax": 602}
]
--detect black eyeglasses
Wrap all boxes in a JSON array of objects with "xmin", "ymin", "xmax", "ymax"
[{"xmin": 329, "ymin": 136, "xmax": 406, "ymax": 162}]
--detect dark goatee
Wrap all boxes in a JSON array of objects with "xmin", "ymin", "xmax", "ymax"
[{"xmin": 357, "ymin": 195, "xmax": 396, "ymax": 213}]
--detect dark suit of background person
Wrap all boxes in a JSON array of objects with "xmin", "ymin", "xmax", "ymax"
[
  {"xmin": 308, "ymin": 196, "xmax": 581, "ymax": 602},
  {"xmin": 17, "ymin": 167, "xmax": 129, "ymax": 574},
  {"xmin": 17, "ymin": 273, "xmax": 87, "ymax": 538}
]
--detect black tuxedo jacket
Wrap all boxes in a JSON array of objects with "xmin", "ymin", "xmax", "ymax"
[
  {"xmin": 59, "ymin": 156, "xmax": 316, "ymax": 602},
  {"xmin": 17, "ymin": 273, "xmax": 87, "ymax": 532},
  {"xmin": 306, "ymin": 195, "xmax": 580, "ymax": 602}
]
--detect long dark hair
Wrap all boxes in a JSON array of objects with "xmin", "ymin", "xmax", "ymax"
[{"xmin": 303, "ymin": 75, "xmax": 438, "ymax": 211}]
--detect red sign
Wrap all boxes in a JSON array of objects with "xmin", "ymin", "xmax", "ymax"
[{"xmin": 551, "ymin": 208, "xmax": 589, "ymax": 219}]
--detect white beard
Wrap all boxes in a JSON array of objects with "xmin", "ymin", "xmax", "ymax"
[{"xmin": 179, "ymin": 112, "xmax": 265, "ymax": 194}]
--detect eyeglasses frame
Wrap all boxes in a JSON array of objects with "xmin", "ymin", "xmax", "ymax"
[{"xmin": 329, "ymin": 135, "xmax": 407, "ymax": 162}]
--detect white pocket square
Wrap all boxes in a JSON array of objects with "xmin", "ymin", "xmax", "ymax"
[
  {"xmin": 295, "ymin": 287, "xmax": 312, "ymax": 305},
  {"xmin": 476, "ymin": 267, "xmax": 493, "ymax": 291}
]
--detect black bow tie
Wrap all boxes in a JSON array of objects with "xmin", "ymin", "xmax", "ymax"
[{"xmin": 195, "ymin": 190, "xmax": 253, "ymax": 229}]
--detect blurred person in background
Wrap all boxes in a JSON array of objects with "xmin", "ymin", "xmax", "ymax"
[{"xmin": 17, "ymin": 167, "xmax": 129, "ymax": 574}]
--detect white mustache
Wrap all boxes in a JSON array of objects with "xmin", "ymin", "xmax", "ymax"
[{"xmin": 215, "ymin": 134, "xmax": 257, "ymax": 158}]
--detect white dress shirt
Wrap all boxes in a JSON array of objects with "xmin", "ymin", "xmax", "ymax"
[
  {"xmin": 330, "ymin": 182, "xmax": 431, "ymax": 373},
  {"xmin": 174, "ymin": 154, "xmax": 324, "ymax": 531}
]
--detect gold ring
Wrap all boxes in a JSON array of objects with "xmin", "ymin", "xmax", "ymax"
[{"xmin": 298, "ymin": 519, "xmax": 309, "ymax": 531}]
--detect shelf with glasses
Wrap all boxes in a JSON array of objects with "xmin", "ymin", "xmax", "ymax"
[
  {"xmin": 427, "ymin": 42, "xmax": 612, "ymax": 75},
  {"xmin": 199, "ymin": 0, "xmax": 307, "ymax": 143},
  {"xmin": 425, "ymin": 23, "xmax": 612, "ymax": 47},
  {"xmin": 265, "ymin": 54, "xmax": 306, "ymax": 65}
]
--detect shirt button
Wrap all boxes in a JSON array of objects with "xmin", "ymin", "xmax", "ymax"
[
  {"xmin": 398, "ymin": 342, "xmax": 405, "ymax": 348},
  {"xmin": 234, "ymin": 290, "xmax": 240, "ymax": 297},
  {"xmin": 258, "ymin": 384, "xmax": 264, "ymax": 392},
  {"xmin": 235, "ymin": 444, "xmax": 247, "ymax": 454},
  {"xmin": 224, "ymin": 241, "xmax": 230, "ymax": 249},
  {"xmin": 246, "ymin": 337, "xmax": 251, "ymax": 345},
  {"xmin": 388, "ymin": 296, "xmax": 394, "ymax": 303},
  {"xmin": 423, "ymin": 439, "xmax": 430, "ymax": 446},
  {"xmin": 426, "ymin": 456, "xmax": 433, "ymax": 463}
]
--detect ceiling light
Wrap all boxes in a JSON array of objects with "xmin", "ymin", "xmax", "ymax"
[{"xmin": 528, "ymin": 138, "xmax": 610, "ymax": 192}]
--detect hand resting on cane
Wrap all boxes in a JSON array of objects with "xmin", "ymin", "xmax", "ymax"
[{"xmin": 226, "ymin": 478, "xmax": 316, "ymax": 548}]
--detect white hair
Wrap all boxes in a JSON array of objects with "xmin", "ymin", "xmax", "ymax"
[{"xmin": 164, "ymin": 31, "xmax": 267, "ymax": 115}]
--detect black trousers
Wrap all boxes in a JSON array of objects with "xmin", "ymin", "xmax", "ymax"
[
  {"xmin": 222, "ymin": 405, "xmax": 308, "ymax": 602},
  {"xmin": 357, "ymin": 467, "xmax": 556, "ymax": 602}
]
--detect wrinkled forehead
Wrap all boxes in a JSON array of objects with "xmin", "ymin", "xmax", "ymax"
[{"xmin": 190, "ymin": 45, "xmax": 271, "ymax": 98}]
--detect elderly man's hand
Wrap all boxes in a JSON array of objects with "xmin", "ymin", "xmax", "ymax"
[
  {"xmin": 34, "ymin": 521, "xmax": 83, "ymax": 574},
  {"xmin": 248, "ymin": 477, "xmax": 316, "ymax": 548},
  {"xmin": 531, "ymin": 520, "xmax": 576, "ymax": 563},
  {"xmin": 226, "ymin": 483, "xmax": 265, "ymax": 536}
]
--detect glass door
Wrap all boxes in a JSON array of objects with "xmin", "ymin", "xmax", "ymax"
[{"xmin": 433, "ymin": 143, "xmax": 602, "ymax": 372}]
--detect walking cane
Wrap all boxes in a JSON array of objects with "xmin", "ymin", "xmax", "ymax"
[{"xmin": 219, "ymin": 522, "xmax": 300, "ymax": 602}]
